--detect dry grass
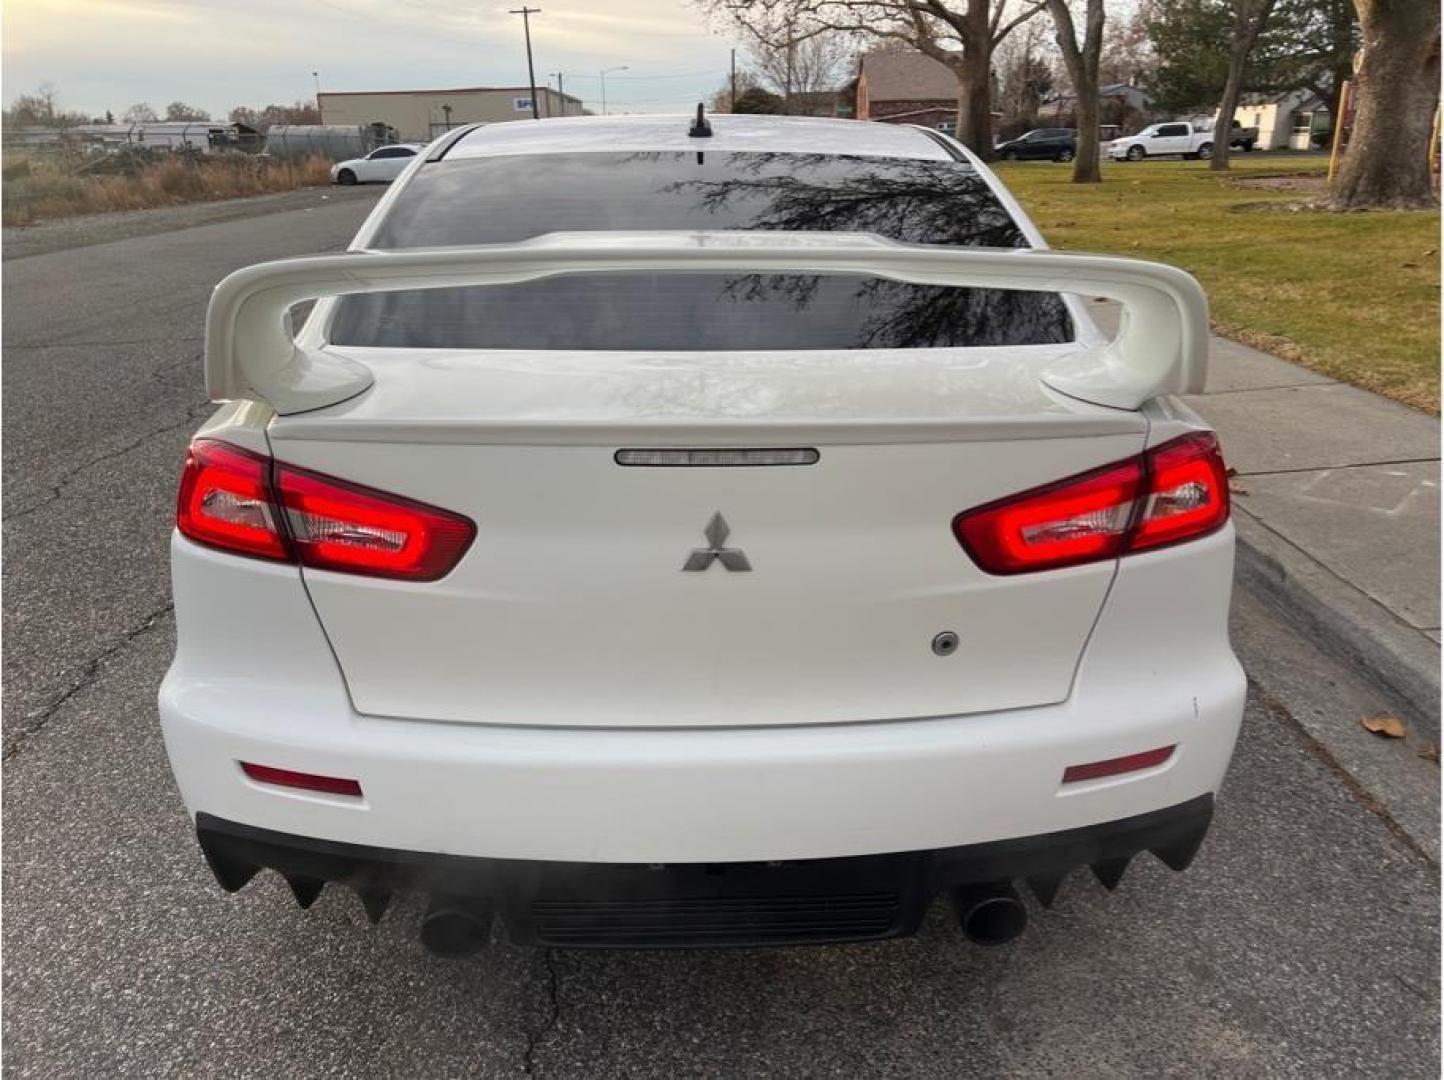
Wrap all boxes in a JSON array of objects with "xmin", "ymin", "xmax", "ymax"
[
  {"xmin": 2, "ymin": 153, "xmax": 333, "ymax": 226},
  {"xmin": 997, "ymin": 157, "xmax": 1441, "ymax": 412}
]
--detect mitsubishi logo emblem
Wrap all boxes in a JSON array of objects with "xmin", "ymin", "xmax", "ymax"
[{"xmin": 682, "ymin": 513, "xmax": 752, "ymax": 572}]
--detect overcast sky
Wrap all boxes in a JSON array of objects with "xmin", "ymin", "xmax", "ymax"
[{"xmin": 3, "ymin": 0, "xmax": 740, "ymax": 120}]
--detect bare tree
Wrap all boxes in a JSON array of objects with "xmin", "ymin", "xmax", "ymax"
[
  {"xmin": 743, "ymin": 25, "xmax": 855, "ymax": 108},
  {"xmin": 1330, "ymin": 0, "xmax": 1439, "ymax": 208},
  {"xmin": 4, "ymin": 82, "xmax": 88, "ymax": 128},
  {"xmin": 165, "ymin": 101, "xmax": 212, "ymax": 122},
  {"xmin": 228, "ymin": 101, "xmax": 322, "ymax": 131},
  {"xmin": 993, "ymin": 17, "xmax": 1053, "ymax": 134},
  {"xmin": 1097, "ymin": 7, "xmax": 1153, "ymax": 88},
  {"xmin": 1045, "ymin": 0, "xmax": 1105, "ymax": 182},
  {"xmin": 122, "ymin": 102, "xmax": 159, "ymax": 123},
  {"xmin": 702, "ymin": 1, "xmax": 1047, "ymax": 156},
  {"xmin": 1208, "ymin": 0, "xmax": 1277, "ymax": 171}
]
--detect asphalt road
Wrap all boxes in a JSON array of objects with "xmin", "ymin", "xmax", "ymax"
[{"xmin": 3, "ymin": 191, "xmax": 1438, "ymax": 1078}]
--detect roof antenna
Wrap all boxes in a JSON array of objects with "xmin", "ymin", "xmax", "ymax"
[{"xmin": 688, "ymin": 102, "xmax": 713, "ymax": 138}]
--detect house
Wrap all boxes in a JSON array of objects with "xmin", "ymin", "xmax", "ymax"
[
  {"xmin": 853, "ymin": 50, "xmax": 962, "ymax": 130},
  {"xmin": 1225, "ymin": 89, "xmax": 1331, "ymax": 150}
]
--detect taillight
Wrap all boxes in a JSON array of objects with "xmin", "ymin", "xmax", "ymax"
[
  {"xmin": 954, "ymin": 432, "xmax": 1229, "ymax": 575},
  {"xmin": 176, "ymin": 439, "xmax": 475, "ymax": 581},
  {"xmin": 177, "ymin": 441, "xmax": 290, "ymax": 561},
  {"xmin": 1129, "ymin": 432, "xmax": 1230, "ymax": 552},
  {"xmin": 274, "ymin": 463, "xmax": 476, "ymax": 581}
]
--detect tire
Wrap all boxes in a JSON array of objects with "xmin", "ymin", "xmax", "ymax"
[
  {"xmin": 1056, "ymin": 148, "xmax": 1074, "ymax": 162},
  {"xmin": 1197, "ymin": 142, "xmax": 1214, "ymax": 160},
  {"xmin": 1001, "ymin": 150, "xmax": 1018, "ymax": 161},
  {"xmin": 1125, "ymin": 145, "xmax": 1145, "ymax": 161},
  {"xmin": 1242, "ymin": 141, "xmax": 1254, "ymax": 153},
  {"xmin": 336, "ymin": 169, "xmax": 358, "ymax": 186}
]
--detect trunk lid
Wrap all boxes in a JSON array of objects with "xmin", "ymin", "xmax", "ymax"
[{"xmin": 268, "ymin": 343, "xmax": 1145, "ymax": 728}]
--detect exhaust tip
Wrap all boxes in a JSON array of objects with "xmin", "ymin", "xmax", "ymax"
[
  {"xmin": 420, "ymin": 896, "xmax": 494, "ymax": 958},
  {"xmin": 953, "ymin": 883, "xmax": 1028, "ymax": 947}
]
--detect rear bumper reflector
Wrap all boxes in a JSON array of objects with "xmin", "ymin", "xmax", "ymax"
[
  {"xmin": 239, "ymin": 762, "xmax": 364, "ymax": 798},
  {"xmin": 1062, "ymin": 745, "xmax": 1176, "ymax": 784},
  {"xmin": 194, "ymin": 793, "xmax": 1213, "ymax": 948}
]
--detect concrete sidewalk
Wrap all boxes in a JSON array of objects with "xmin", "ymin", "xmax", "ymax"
[{"xmin": 1090, "ymin": 300, "xmax": 1440, "ymax": 724}]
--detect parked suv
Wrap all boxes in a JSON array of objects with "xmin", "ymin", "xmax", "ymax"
[
  {"xmin": 995, "ymin": 128, "xmax": 1077, "ymax": 161},
  {"xmin": 163, "ymin": 113, "xmax": 1244, "ymax": 957}
]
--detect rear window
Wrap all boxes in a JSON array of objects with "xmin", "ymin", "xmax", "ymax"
[{"xmin": 331, "ymin": 151, "xmax": 1073, "ymax": 351}]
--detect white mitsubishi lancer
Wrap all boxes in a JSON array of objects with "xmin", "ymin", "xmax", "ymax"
[{"xmin": 160, "ymin": 111, "xmax": 1244, "ymax": 956}]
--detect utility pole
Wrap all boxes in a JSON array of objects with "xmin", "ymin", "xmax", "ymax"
[
  {"xmin": 600, "ymin": 65, "xmax": 629, "ymax": 116},
  {"xmin": 509, "ymin": 7, "xmax": 541, "ymax": 120},
  {"xmin": 549, "ymin": 72, "xmax": 565, "ymax": 115},
  {"xmin": 730, "ymin": 49, "xmax": 737, "ymax": 111},
  {"xmin": 311, "ymin": 71, "xmax": 320, "ymax": 100}
]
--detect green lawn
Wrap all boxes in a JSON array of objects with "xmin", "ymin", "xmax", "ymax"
[{"xmin": 995, "ymin": 157, "xmax": 1441, "ymax": 413}]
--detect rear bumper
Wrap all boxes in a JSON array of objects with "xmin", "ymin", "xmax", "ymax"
[
  {"xmin": 198, "ymin": 794, "xmax": 1213, "ymax": 947},
  {"xmin": 161, "ymin": 527, "xmax": 1245, "ymax": 864}
]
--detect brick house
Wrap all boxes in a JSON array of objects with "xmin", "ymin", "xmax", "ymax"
[{"xmin": 852, "ymin": 50, "xmax": 962, "ymax": 130}]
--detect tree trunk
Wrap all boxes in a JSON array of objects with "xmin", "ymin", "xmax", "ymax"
[
  {"xmin": 1046, "ymin": 0, "xmax": 1104, "ymax": 182},
  {"xmin": 953, "ymin": 49, "xmax": 996, "ymax": 158},
  {"xmin": 1210, "ymin": 0, "xmax": 1275, "ymax": 171},
  {"xmin": 1209, "ymin": 55, "xmax": 1246, "ymax": 171},
  {"xmin": 1331, "ymin": 0, "xmax": 1441, "ymax": 208},
  {"xmin": 1072, "ymin": 87, "xmax": 1102, "ymax": 181}
]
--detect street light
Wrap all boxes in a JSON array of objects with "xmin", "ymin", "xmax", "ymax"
[
  {"xmin": 549, "ymin": 71, "xmax": 566, "ymax": 114},
  {"xmin": 600, "ymin": 65, "xmax": 628, "ymax": 116}
]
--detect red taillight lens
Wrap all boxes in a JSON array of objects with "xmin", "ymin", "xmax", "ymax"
[
  {"xmin": 954, "ymin": 432, "xmax": 1229, "ymax": 575},
  {"xmin": 274, "ymin": 463, "xmax": 476, "ymax": 581},
  {"xmin": 176, "ymin": 440, "xmax": 475, "ymax": 581},
  {"xmin": 240, "ymin": 761, "xmax": 363, "ymax": 798},
  {"xmin": 177, "ymin": 441, "xmax": 290, "ymax": 561},
  {"xmin": 954, "ymin": 459, "xmax": 1143, "ymax": 574},
  {"xmin": 1130, "ymin": 431, "xmax": 1230, "ymax": 552},
  {"xmin": 1062, "ymin": 745, "xmax": 1176, "ymax": 784}
]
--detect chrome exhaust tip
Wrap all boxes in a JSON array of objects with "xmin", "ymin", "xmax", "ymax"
[
  {"xmin": 419, "ymin": 895, "xmax": 495, "ymax": 957},
  {"xmin": 952, "ymin": 882, "xmax": 1029, "ymax": 946}
]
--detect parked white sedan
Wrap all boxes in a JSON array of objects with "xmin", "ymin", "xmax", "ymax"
[
  {"xmin": 330, "ymin": 143, "xmax": 425, "ymax": 185},
  {"xmin": 163, "ymin": 113, "xmax": 1243, "ymax": 958}
]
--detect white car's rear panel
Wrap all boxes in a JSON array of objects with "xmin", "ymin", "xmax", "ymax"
[
  {"xmin": 160, "ymin": 115, "xmax": 1244, "ymax": 950},
  {"xmin": 266, "ymin": 342, "xmax": 1145, "ymax": 728}
]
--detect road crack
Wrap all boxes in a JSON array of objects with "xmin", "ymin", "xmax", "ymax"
[
  {"xmin": 4, "ymin": 601, "xmax": 174, "ymax": 761},
  {"xmin": 521, "ymin": 948, "xmax": 561, "ymax": 1075},
  {"xmin": 4, "ymin": 401, "xmax": 211, "ymax": 523}
]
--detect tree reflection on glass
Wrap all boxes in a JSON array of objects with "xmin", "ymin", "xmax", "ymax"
[{"xmin": 336, "ymin": 151, "xmax": 1073, "ymax": 351}]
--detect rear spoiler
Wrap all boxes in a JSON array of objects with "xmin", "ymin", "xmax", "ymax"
[{"xmin": 205, "ymin": 231, "xmax": 1208, "ymax": 415}]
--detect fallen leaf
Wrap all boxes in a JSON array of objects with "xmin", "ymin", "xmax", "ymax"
[
  {"xmin": 1230, "ymin": 485, "xmax": 1249, "ymax": 496},
  {"xmin": 1401, "ymin": 262, "xmax": 1419, "ymax": 268},
  {"xmin": 1225, "ymin": 466, "xmax": 1240, "ymax": 478},
  {"xmin": 1418, "ymin": 744, "xmax": 1440, "ymax": 763},
  {"xmin": 1361, "ymin": 714, "xmax": 1407, "ymax": 739}
]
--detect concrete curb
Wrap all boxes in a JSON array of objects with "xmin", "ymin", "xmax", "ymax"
[{"xmin": 1232, "ymin": 510, "xmax": 1441, "ymax": 725}]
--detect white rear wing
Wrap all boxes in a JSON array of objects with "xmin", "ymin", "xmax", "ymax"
[{"xmin": 205, "ymin": 231, "xmax": 1208, "ymax": 415}]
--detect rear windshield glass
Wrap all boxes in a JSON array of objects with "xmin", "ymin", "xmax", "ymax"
[{"xmin": 330, "ymin": 151, "xmax": 1073, "ymax": 351}]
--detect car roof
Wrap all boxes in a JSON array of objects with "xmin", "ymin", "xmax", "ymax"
[{"xmin": 445, "ymin": 114, "xmax": 954, "ymax": 162}]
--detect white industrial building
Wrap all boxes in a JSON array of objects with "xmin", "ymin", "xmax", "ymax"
[{"xmin": 318, "ymin": 86, "xmax": 584, "ymax": 142}]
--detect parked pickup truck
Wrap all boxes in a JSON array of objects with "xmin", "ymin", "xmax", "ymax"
[{"xmin": 1107, "ymin": 121, "xmax": 1258, "ymax": 161}]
